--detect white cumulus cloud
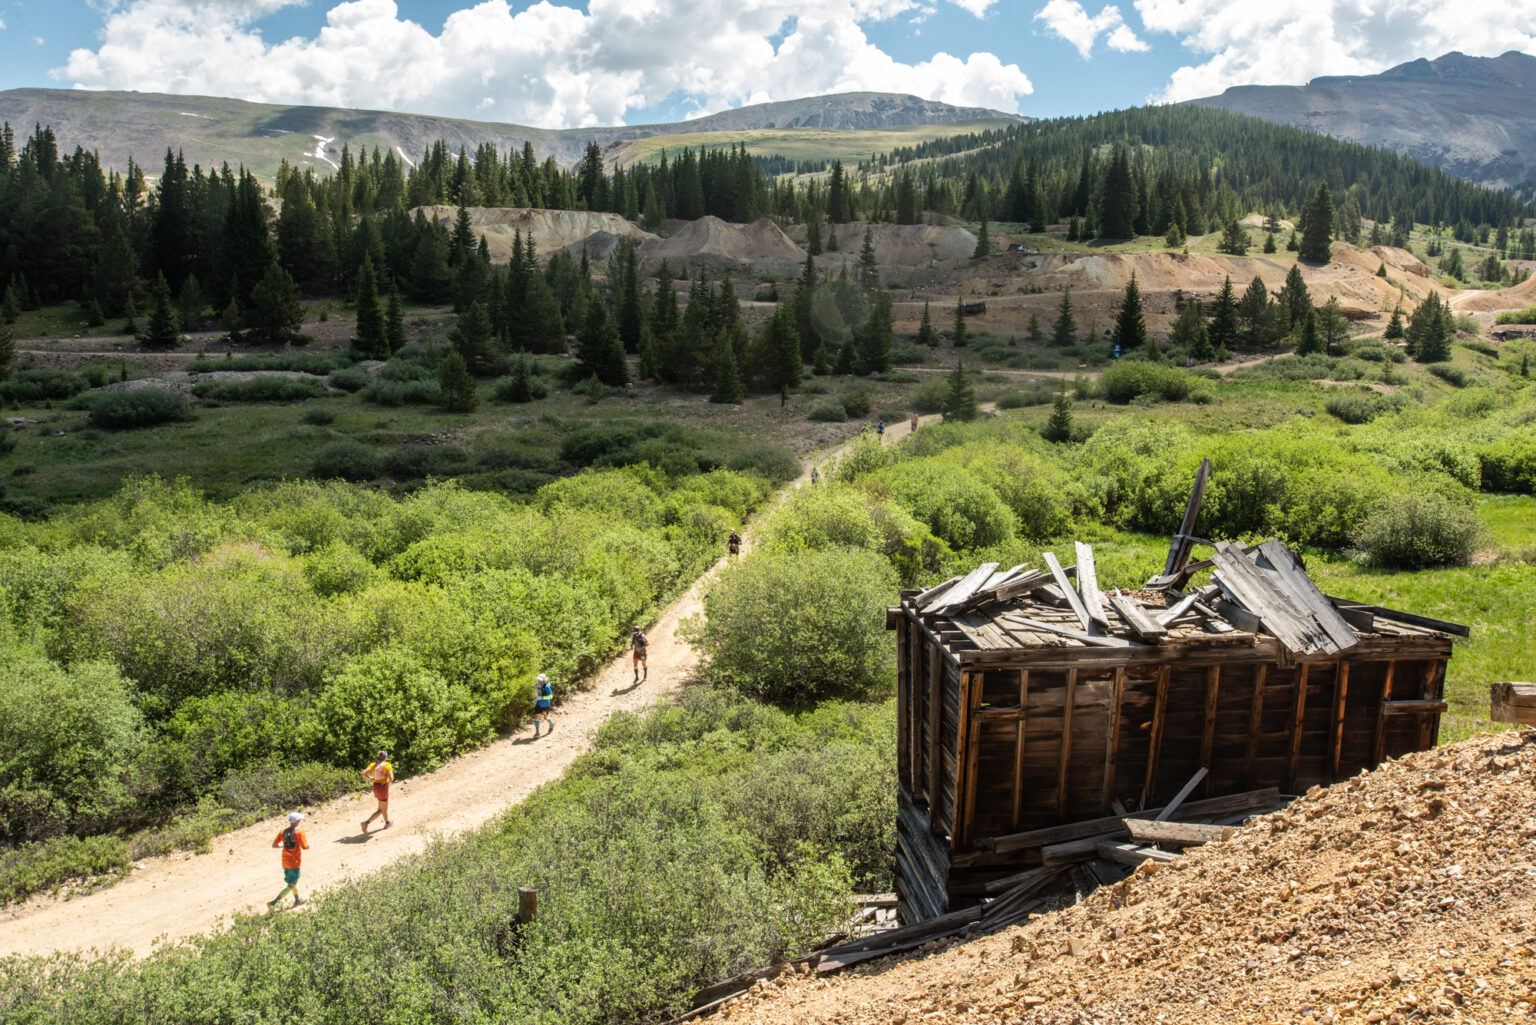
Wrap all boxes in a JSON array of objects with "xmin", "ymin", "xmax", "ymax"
[
  {"xmin": 1034, "ymin": 1, "xmax": 1146, "ymax": 59},
  {"xmin": 1135, "ymin": 0, "xmax": 1536, "ymax": 101},
  {"xmin": 55, "ymin": 0, "xmax": 1032, "ymax": 126}
]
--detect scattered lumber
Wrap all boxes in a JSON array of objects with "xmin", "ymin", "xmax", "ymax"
[
  {"xmin": 1042, "ymin": 551, "xmax": 1093, "ymax": 633},
  {"xmin": 1154, "ymin": 767, "xmax": 1208, "ymax": 821},
  {"xmin": 1124, "ymin": 819, "xmax": 1234, "ymax": 846},
  {"xmin": 982, "ymin": 787, "xmax": 1281, "ymax": 854},
  {"xmin": 1107, "ymin": 589, "xmax": 1168, "ymax": 640},
  {"xmin": 1096, "ymin": 841, "xmax": 1182, "ymax": 867},
  {"xmin": 1074, "ymin": 542, "xmax": 1111, "ymax": 629},
  {"xmin": 1491, "ymin": 682, "xmax": 1536, "ymax": 726}
]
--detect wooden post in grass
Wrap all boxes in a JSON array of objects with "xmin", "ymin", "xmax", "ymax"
[{"xmin": 518, "ymin": 887, "xmax": 538, "ymax": 925}]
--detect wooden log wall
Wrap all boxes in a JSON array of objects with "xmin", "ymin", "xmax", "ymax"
[{"xmin": 894, "ymin": 603, "xmax": 1451, "ymax": 922}]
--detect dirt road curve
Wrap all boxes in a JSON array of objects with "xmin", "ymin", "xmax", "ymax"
[{"xmin": 0, "ymin": 412, "xmax": 930, "ymax": 959}]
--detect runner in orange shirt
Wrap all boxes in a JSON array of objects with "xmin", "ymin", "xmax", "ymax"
[{"xmin": 268, "ymin": 811, "xmax": 309, "ymax": 909}]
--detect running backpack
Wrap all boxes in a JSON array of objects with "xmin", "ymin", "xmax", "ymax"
[{"xmin": 283, "ymin": 826, "xmax": 298, "ymax": 850}]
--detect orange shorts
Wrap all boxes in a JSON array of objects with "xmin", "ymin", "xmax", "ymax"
[{"xmin": 372, "ymin": 782, "xmax": 389, "ymax": 801}]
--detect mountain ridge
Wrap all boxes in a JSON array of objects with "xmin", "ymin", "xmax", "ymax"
[
  {"xmin": 1189, "ymin": 50, "xmax": 1536, "ymax": 197},
  {"xmin": 0, "ymin": 87, "xmax": 1025, "ymax": 181}
]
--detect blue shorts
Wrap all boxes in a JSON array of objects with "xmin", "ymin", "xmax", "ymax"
[
  {"xmin": 536, "ymin": 701, "xmax": 551, "ymax": 711},
  {"xmin": 283, "ymin": 867, "xmax": 301, "ymax": 886}
]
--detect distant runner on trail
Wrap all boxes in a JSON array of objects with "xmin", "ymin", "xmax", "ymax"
[
  {"xmin": 876, "ymin": 420, "xmax": 885, "ymax": 440},
  {"xmin": 728, "ymin": 529, "xmax": 742, "ymax": 556},
  {"xmin": 810, "ymin": 467, "xmax": 820, "ymax": 485},
  {"xmin": 361, "ymin": 750, "xmax": 393, "ymax": 834},
  {"xmin": 268, "ymin": 812, "xmax": 309, "ymax": 909},
  {"xmin": 631, "ymin": 626, "xmax": 648, "ymax": 683},
  {"xmin": 532, "ymin": 673, "xmax": 554, "ymax": 737},
  {"xmin": 909, "ymin": 412, "xmax": 919, "ymax": 432}
]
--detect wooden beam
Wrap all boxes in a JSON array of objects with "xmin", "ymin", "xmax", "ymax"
[
  {"xmin": 958, "ymin": 671, "xmax": 982, "ymax": 848},
  {"xmin": 1157, "ymin": 590, "xmax": 1204, "ymax": 628},
  {"xmin": 1096, "ymin": 841, "xmax": 1182, "ymax": 867},
  {"xmin": 1371, "ymin": 661, "xmax": 1397, "ymax": 767},
  {"xmin": 1108, "ymin": 590, "xmax": 1169, "ymax": 640},
  {"xmin": 1143, "ymin": 666, "xmax": 1170, "ymax": 805},
  {"xmin": 925, "ymin": 562, "xmax": 999, "ymax": 616},
  {"xmin": 1042, "ymin": 551, "xmax": 1093, "ymax": 633},
  {"xmin": 1074, "ymin": 542, "xmax": 1111, "ymax": 629},
  {"xmin": 908, "ymin": 626, "xmax": 923, "ymax": 792},
  {"xmin": 1101, "ymin": 667, "xmax": 1125, "ymax": 811},
  {"xmin": 1254, "ymin": 539, "xmax": 1360, "ymax": 652},
  {"xmin": 1490, "ymin": 682, "xmax": 1536, "ymax": 725},
  {"xmin": 1329, "ymin": 661, "xmax": 1351, "ymax": 781},
  {"xmin": 1151, "ymin": 456, "xmax": 1211, "ymax": 586},
  {"xmin": 1124, "ymin": 819, "xmax": 1234, "ymax": 846},
  {"xmin": 1055, "ymin": 669, "xmax": 1078, "ymax": 819},
  {"xmin": 896, "ymin": 618, "xmax": 909, "ymax": 789},
  {"xmin": 913, "ymin": 575, "xmax": 962, "ymax": 611},
  {"xmin": 1421, "ymin": 660, "xmax": 1445, "ymax": 749},
  {"xmin": 1287, "ymin": 662, "xmax": 1310, "ymax": 793},
  {"xmin": 1322, "ymin": 595, "xmax": 1470, "ymax": 637},
  {"xmin": 999, "ymin": 613, "xmax": 1135, "ymax": 648},
  {"xmin": 985, "ymin": 787, "xmax": 1282, "ymax": 855},
  {"xmin": 1246, "ymin": 664, "xmax": 1268, "ymax": 786},
  {"xmin": 1200, "ymin": 665, "xmax": 1220, "ymax": 783},
  {"xmin": 1010, "ymin": 669, "xmax": 1030, "ymax": 830},
  {"xmin": 1153, "ymin": 767, "xmax": 1208, "ymax": 822},
  {"xmin": 1382, "ymin": 699, "xmax": 1447, "ymax": 716},
  {"xmin": 926, "ymin": 645, "xmax": 943, "ymax": 815}
]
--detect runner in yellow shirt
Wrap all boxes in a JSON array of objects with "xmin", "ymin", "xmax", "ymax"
[{"xmin": 362, "ymin": 750, "xmax": 393, "ymax": 834}]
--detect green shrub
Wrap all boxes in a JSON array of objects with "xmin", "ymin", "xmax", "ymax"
[
  {"xmin": 326, "ymin": 366, "xmax": 370, "ymax": 392},
  {"xmin": 1355, "ymin": 491, "xmax": 1486, "ymax": 569},
  {"xmin": 908, "ymin": 377, "xmax": 949, "ymax": 413},
  {"xmin": 1324, "ymin": 390, "xmax": 1391, "ymax": 424},
  {"xmin": 1097, "ymin": 360, "xmax": 1193, "ymax": 403},
  {"xmin": 306, "ymin": 647, "xmax": 492, "ymax": 771},
  {"xmin": 807, "ymin": 401, "xmax": 847, "ymax": 422},
  {"xmin": 300, "ymin": 406, "xmax": 336, "ymax": 426},
  {"xmin": 0, "ymin": 369, "xmax": 89, "ymax": 403},
  {"xmin": 184, "ymin": 352, "xmax": 343, "ymax": 375},
  {"xmin": 1478, "ymin": 435, "xmax": 1536, "ymax": 493},
  {"xmin": 88, "ymin": 388, "xmax": 193, "ymax": 429},
  {"xmin": 685, "ymin": 548, "xmax": 896, "ymax": 706},
  {"xmin": 300, "ymin": 540, "xmax": 382, "ymax": 596},
  {"xmin": 1493, "ymin": 304, "xmax": 1536, "ymax": 325},
  {"xmin": 994, "ymin": 388, "xmax": 1053, "ymax": 409},
  {"xmin": 725, "ymin": 444, "xmax": 801, "ymax": 485},
  {"xmin": 758, "ymin": 483, "xmax": 943, "ymax": 582},
  {"xmin": 155, "ymin": 690, "xmax": 308, "ymax": 798},
  {"xmin": 360, "ymin": 378, "xmax": 439, "ymax": 406},
  {"xmin": 215, "ymin": 759, "xmax": 360, "ymax": 816},
  {"xmin": 312, "ymin": 440, "xmax": 382, "ymax": 481},
  {"xmin": 383, "ymin": 446, "xmax": 471, "ymax": 481},
  {"xmin": 192, "ymin": 376, "xmax": 327, "ymax": 402},
  {"xmin": 0, "ymin": 833, "xmax": 130, "ymax": 905},
  {"xmin": 839, "ymin": 388, "xmax": 872, "ymax": 417},
  {"xmin": 379, "ymin": 357, "xmax": 436, "ymax": 381},
  {"xmin": 874, "ymin": 459, "xmax": 1018, "ymax": 550},
  {"xmin": 0, "ymin": 648, "xmax": 144, "ymax": 843},
  {"xmin": 1426, "ymin": 363, "xmax": 1470, "ymax": 387}
]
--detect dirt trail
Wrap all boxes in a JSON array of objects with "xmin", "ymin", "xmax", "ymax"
[{"xmin": 0, "ymin": 413, "xmax": 929, "ymax": 960}]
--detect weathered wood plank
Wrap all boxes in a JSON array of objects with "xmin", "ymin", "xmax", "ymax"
[
  {"xmin": 959, "ymin": 671, "xmax": 983, "ymax": 848},
  {"xmin": 1211, "ymin": 543, "xmax": 1333, "ymax": 655},
  {"xmin": 1101, "ymin": 667, "xmax": 1125, "ymax": 811},
  {"xmin": 1490, "ymin": 682, "xmax": 1536, "ymax": 725},
  {"xmin": 1420, "ymin": 661, "xmax": 1445, "ymax": 749},
  {"xmin": 1108, "ymin": 590, "xmax": 1169, "ymax": 640},
  {"xmin": 1382, "ymin": 698, "xmax": 1447, "ymax": 716},
  {"xmin": 1150, "ymin": 457, "xmax": 1212, "ymax": 586},
  {"xmin": 1246, "ymin": 664, "xmax": 1268, "ymax": 785},
  {"xmin": 1074, "ymin": 542, "xmax": 1111, "ymax": 629},
  {"xmin": 1144, "ymin": 666, "xmax": 1171, "ymax": 804},
  {"xmin": 926, "ymin": 562, "xmax": 999, "ymax": 616},
  {"xmin": 913, "ymin": 575, "xmax": 962, "ymax": 611},
  {"xmin": 1157, "ymin": 590, "xmax": 1204, "ymax": 628},
  {"xmin": 896, "ymin": 617, "xmax": 910, "ymax": 789},
  {"xmin": 1042, "ymin": 551, "xmax": 1093, "ymax": 633},
  {"xmin": 926, "ymin": 644, "xmax": 943, "ymax": 812},
  {"xmin": 1372, "ymin": 660, "xmax": 1397, "ymax": 767},
  {"xmin": 1287, "ymin": 662, "xmax": 1310, "ymax": 793},
  {"xmin": 1055, "ymin": 669, "xmax": 1078, "ymax": 819},
  {"xmin": 999, "ymin": 613, "xmax": 1136, "ymax": 648},
  {"xmin": 1200, "ymin": 665, "xmax": 1220, "ymax": 781},
  {"xmin": 1096, "ymin": 841, "xmax": 1182, "ymax": 867},
  {"xmin": 1011, "ymin": 669, "xmax": 1030, "ymax": 830},
  {"xmin": 1124, "ymin": 819, "xmax": 1234, "ymax": 846},
  {"xmin": 983, "ymin": 788, "xmax": 1282, "ymax": 854},
  {"xmin": 1329, "ymin": 661, "xmax": 1351, "ymax": 781},
  {"xmin": 1211, "ymin": 597, "xmax": 1264, "ymax": 635},
  {"xmin": 1323, "ymin": 596, "xmax": 1470, "ymax": 637},
  {"xmin": 1255, "ymin": 539, "xmax": 1360, "ymax": 652},
  {"xmin": 1154, "ymin": 767, "xmax": 1208, "ymax": 822}
]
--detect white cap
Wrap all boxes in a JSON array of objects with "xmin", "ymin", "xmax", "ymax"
[
  {"xmin": 288, "ymin": 812, "xmax": 304, "ymax": 823},
  {"xmin": 537, "ymin": 673, "xmax": 548, "ymax": 682}
]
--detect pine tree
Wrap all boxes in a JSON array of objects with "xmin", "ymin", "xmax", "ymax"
[
  {"xmin": 1164, "ymin": 220, "xmax": 1186, "ymax": 248},
  {"xmin": 916, "ymin": 301, "xmax": 939, "ymax": 347},
  {"xmin": 1043, "ymin": 391, "xmax": 1072, "ymax": 442},
  {"xmin": 123, "ymin": 292, "xmax": 140, "ymax": 336},
  {"xmin": 1263, "ymin": 232, "xmax": 1277, "ymax": 254},
  {"xmin": 1317, "ymin": 296, "xmax": 1349, "ymax": 356},
  {"xmin": 1376, "ymin": 262, "xmax": 1388, "ymax": 278},
  {"xmin": 178, "ymin": 274, "xmax": 207, "ymax": 330},
  {"xmin": 354, "ymin": 256, "xmax": 386, "ymax": 358},
  {"xmin": 952, "ymin": 299, "xmax": 968, "ymax": 348},
  {"xmin": 1208, "ymin": 276, "xmax": 1238, "ymax": 356},
  {"xmin": 1294, "ymin": 306, "xmax": 1323, "ymax": 355},
  {"xmin": 1051, "ymin": 288, "xmax": 1076, "ymax": 347},
  {"xmin": 1098, "ymin": 149, "xmax": 1137, "ymax": 240},
  {"xmin": 142, "ymin": 273, "xmax": 180, "ymax": 350},
  {"xmin": 1384, "ymin": 303, "xmax": 1405, "ymax": 341},
  {"xmin": 854, "ymin": 291, "xmax": 893, "ymax": 375},
  {"xmin": 0, "ymin": 321, "xmax": 14, "ymax": 378},
  {"xmin": 1238, "ymin": 275, "xmax": 1270, "ymax": 345},
  {"xmin": 449, "ymin": 300, "xmax": 496, "ymax": 375},
  {"xmin": 710, "ymin": 334, "xmax": 745, "ymax": 404},
  {"xmin": 2, "ymin": 278, "xmax": 22, "ymax": 324},
  {"xmin": 833, "ymin": 337, "xmax": 854, "ymax": 375},
  {"xmin": 757, "ymin": 305, "xmax": 802, "ymax": 391},
  {"xmin": 385, "ymin": 287, "xmax": 406, "ymax": 355},
  {"xmin": 859, "ymin": 229, "xmax": 880, "ymax": 291},
  {"xmin": 1026, "ymin": 312, "xmax": 1042, "ymax": 341},
  {"xmin": 1111, "ymin": 272, "xmax": 1148, "ymax": 352},
  {"xmin": 1218, "ymin": 220, "xmax": 1249, "ymax": 255},
  {"xmin": 438, "ymin": 350, "xmax": 479, "ymax": 412},
  {"xmin": 505, "ymin": 351, "xmax": 533, "ymax": 403},
  {"xmin": 1286, "ymin": 230, "xmax": 1299, "ymax": 252},
  {"xmin": 637, "ymin": 330, "xmax": 660, "ymax": 381},
  {"xmin": 812, "ymin": 343, "xmax": 831, "ymax": 376},
  {"xmin": 1280, "ymin": 263, "xmax": 1311, "ymax": 329},
  {"xmin": 247, "ymin": 260, "xmax": 303, "ymax": 345},
  {"xmin": 1299, "ymin": 183, "xmax": 1334, "ymax": 263},
  {"xmin": 942, "ymin": 360, "xmax": 979, "ymax": 422},
  {"xmin": 1171, "ymin": 300, "xmax": 1210, "ymax": 360},
  {"xmin": 576, "ymin": 298, "xmax": 630, "ymax": 386},
  {"xmin": 86, "ymin": 299, "xmax": 105, "ymax": 328},
  {"xmin": 1407, "ymin": 294, "xmax": 1450, "ymax": 362},
  {"xmin": 973, "ymin": 216, "xmax": 989, "ymax": 258}
]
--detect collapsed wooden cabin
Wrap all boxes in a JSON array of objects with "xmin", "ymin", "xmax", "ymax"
[{"xmin": 887, "ymin": 460, "xmax": 1468, "ymax": 924}]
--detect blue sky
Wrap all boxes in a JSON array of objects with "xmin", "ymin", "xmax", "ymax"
[{"xmin": 1, "ymin": 1, "xmax": 1532, "ymax": 128}]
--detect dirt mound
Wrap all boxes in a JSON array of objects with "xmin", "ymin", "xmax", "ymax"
[
  {"xmin": 816, "ymin": 223, "xmax": 978, "ymax": 268},
  {"xmin": 1450, "ymin": 272, "xmax": 1536, "ymax": 313},
  {"xmin": 415, "ymin": 206, "xmax": 656, "ymax": 263},
  {"xmin": 724, "ymin": 729, "xmax": 1536, "ymax": 1025},
  {"xmin": 644, "ymin": 216, "xmax": 804, "ymax": 275}
]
